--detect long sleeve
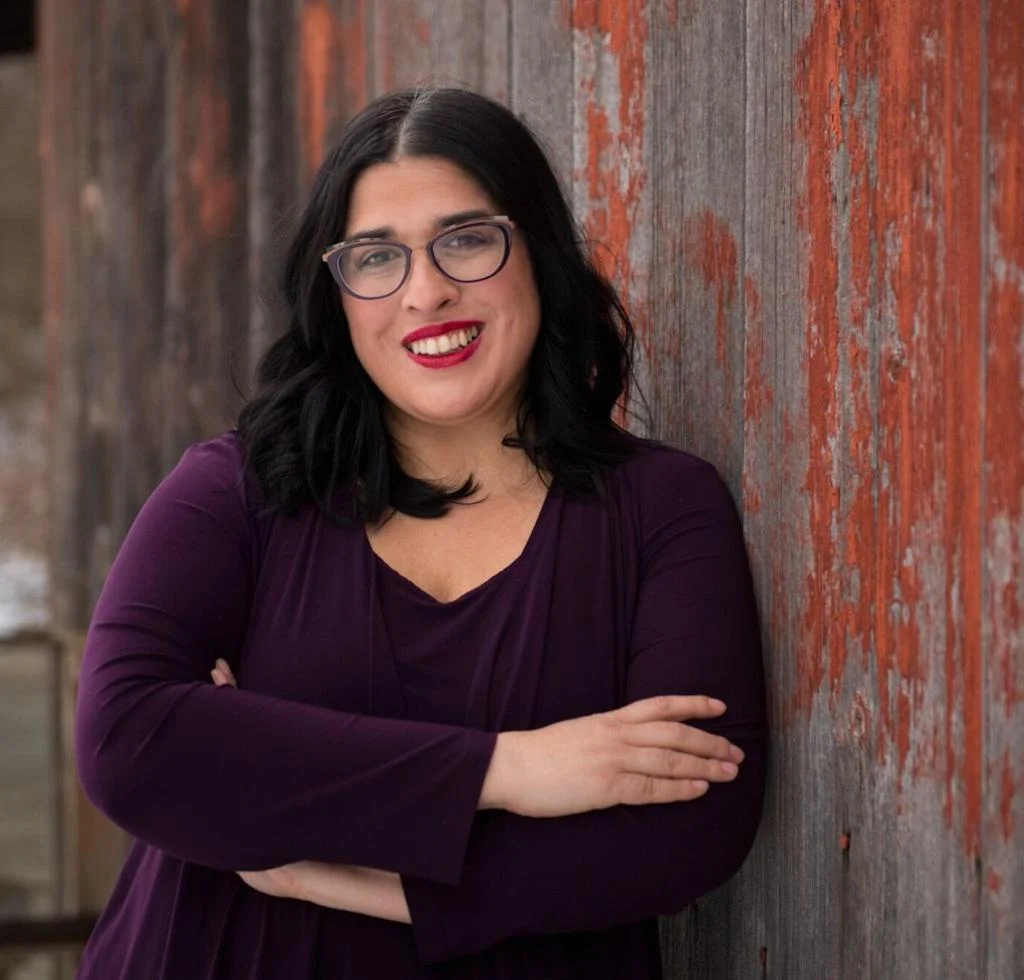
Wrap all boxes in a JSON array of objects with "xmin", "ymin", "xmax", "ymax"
[
  {"xmin": 401, "ymin": 457, "xmax": 767, "ymax": 964},
  {"xmin": 75, "ymin": 435, "xmax": 496, "ymax": 883}
]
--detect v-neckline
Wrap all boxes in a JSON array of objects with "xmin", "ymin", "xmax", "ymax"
[{"xmin": 364, "ymin": 486, "xmax": 558, "ymax": 607}]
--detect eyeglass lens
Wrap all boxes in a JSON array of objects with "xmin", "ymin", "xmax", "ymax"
[{"xmin": 337, "ymin": 222, "xmax": 508, "ymax": 298}]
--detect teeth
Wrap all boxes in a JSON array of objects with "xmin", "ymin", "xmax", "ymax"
[{"xmin": 409, "ymin": 326, "xmax": 480, "ymax": 357}]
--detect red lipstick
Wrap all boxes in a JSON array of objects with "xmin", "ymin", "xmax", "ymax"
[
  {"xmin": 401, "ymin": 320, "xmax": 483, "ymax": 347},
  {"xmin": 403, "ymin": 321, "xmax": 484, "ymax": 370}
]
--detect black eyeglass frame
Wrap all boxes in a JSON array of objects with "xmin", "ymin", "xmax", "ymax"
[{"xmin": 321, "ymin": 216, "xmax": 516, "ymax": 300}]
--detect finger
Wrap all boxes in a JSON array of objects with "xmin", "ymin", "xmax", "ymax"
[
  {"xmin": 615, "ymin": 695, "xmax": 726, "ymax": 725},
  {"xmin": 214, "ymin": 659, "xmax": 238, "ymax": 686},
  {"xmin": 623, "ymin": 747, "xmax": 740, "ymax": 782},
  {"xmin": 626, "ymin": 721, "xmax": 743, "ymax": 762},
  {"xmin": 613, "ymin": 773, "xmax": 711, "ymax": 806}
]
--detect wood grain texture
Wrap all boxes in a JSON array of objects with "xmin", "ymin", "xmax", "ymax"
[
  {"xmin": 249, "ymin": 0, "xmax": 300, "ymax": 364},
  {"xmin": 39, "ymin": 0, "xmax": 1023, "ymax": 976},
  {"xmin": 981, "ymin": 0, "xmax": 1024, "ymax": 973},
  {"xmin": 510, "ymin": 0, "xmax": 574, "ymax": 195}
]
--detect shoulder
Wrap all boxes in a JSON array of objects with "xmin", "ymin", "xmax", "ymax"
[
  {"xmin": 609, "ymin": 432, "xmax": 732, "ymax": 513},
  {"xmin": 171, "ymin": 430, "xmax": 246, "ymax": 484},
  {"xmin": 600, "ymin": 435, "xmax": 748, "ymax": 580},
  {"xmin": 596, "ymin": 433, "xmax": 742, "ymax": 556},
  {"xmin": 152, "ymin": 429, "xmax": 262, "ymax": 524}
]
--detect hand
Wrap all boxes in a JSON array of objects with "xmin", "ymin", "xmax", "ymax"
[
  {"xmin": 481, "ymin": 696, "xmax": 745, "ymax": 818},
  {"xmin": 211, "ymin": 659, "xmax": 237, "ymax": 688},
  {"xmin": 237, "ymin": 863, "xmax": 304, "ymax": 901}
]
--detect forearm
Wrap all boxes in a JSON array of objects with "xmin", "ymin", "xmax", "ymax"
[
  {"xmin": 292, "ymin": 863, "xmax": 411, "ymax": 924},
  {"xmin": 403, "ymin": 724, "xmax": 766, "ymax": 964},
  {"xmin": 77, "ymin": 672, "xmax": 495, "ymax": 879},
  {"xmin": 79, "ymin": 438, "xmax": 498, "ymax": 882}
]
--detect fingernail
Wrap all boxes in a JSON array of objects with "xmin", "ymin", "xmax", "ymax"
[
  {"xmin": 720, "ymin": 761, "xmax": 739, "ymax": 776},
  {"xmin": 730, "ymin": 745, "xmax": 745, "ymax": 762},
  {"xmin": 708, "ymin": 698, "xmax": 726, "ymax": 711},
  {"xmin": 691, "ymin": 780, "xmax": 709, "ymax": 792}
]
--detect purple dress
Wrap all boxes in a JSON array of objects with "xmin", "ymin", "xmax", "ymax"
[{"xmin": 74, "ymin": 431, "xmax": 766, "ymax": 979}]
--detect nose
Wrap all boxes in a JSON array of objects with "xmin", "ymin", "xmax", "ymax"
[{"xmin": 401, "ymin": 249, "xmax": 460, "ymax": 313}]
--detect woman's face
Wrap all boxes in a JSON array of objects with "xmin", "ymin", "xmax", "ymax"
[{"xmin": 339, "ymin": 156, "xmax": 541, "ymax": 432}]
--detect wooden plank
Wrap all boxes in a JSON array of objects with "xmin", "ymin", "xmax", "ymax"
[
  {"xmin": 570, "ymin": 0, "xmax": 653, "ymax": 437},
  {"xmin": 510, "ymin": 2, "xmax": 574, "ymax": 195},
  {"xmin": 297, "ymin": 0, "xmax": 371, "ymax": 189},
  {"xmin": 425, "ymin": 0, "xmax": 510, "ymax": 101},
  {"xmin": 736, "ymin": 1, "xmax": 994, "ymax": 976},
  {"xmin": 369, "ymin": 2, "xmax": 433, "ymax": 95},
  {"xmin": 646, "ymin": 0, "xmax": 756, "ymax": 969},
  {"xmin": 645, "ymin": 0, "xmax": 748, "ymax": 486},
  {"xmin": 296, "ymin": 1, "xmax": 511, "ymax": 184},
  {"xmin": 249, "ymin": 0, "xmax": 300, "ymax": 362},
  {"xmin": 101, "ymin": 0, "xmax": 172, "ymax": 554},
  {"xmin": 367, "ymin": 1, "xmax": 510, "ymax": 101},
  {"xmin": 40, "ymin": 0, "xmax": 93, "ymax": 634},
  {"xmin": 163, "ymin": 0, "xmax": 251, "ymax": 463},
  {"xmin": 981, "ymin": 0, "xmax": 1024, "ymax": 976}
]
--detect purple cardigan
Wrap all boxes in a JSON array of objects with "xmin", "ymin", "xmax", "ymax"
[{"xmin": 74, "ymin": 431, "xmax": 766, "ymax": 979}]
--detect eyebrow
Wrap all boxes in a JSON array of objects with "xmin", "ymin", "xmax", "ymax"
[{"xmin": 346, "ymin": 209, "xmax": 495, "ymax": 241}]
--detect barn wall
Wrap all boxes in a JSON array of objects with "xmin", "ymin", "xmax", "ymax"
[{"xmin": 40, "ymin": 1, "xmax": 1023, "ymax": 975}]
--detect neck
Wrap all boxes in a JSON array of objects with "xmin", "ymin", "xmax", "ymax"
[{"xmin": 386, "ymin": 407, "xmax": 540, "ymax": 499}]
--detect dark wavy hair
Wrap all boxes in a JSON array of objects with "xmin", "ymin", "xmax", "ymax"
[{"xmin": 237, "ymin": 86, "xmax": 642, "ymax": 522}]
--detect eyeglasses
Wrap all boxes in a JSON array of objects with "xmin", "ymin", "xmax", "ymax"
[{"xmin": 321, "ymin": 216, "xmax": 515, "ymax": 300}]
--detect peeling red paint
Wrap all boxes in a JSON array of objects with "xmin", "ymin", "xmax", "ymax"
[
  {"xmin": 850, "ymin": 690, "xmax": 871, "ymax": 749},
  {"xmin": 743, "ymin": 275, "xmax": 772, "ymax": 423},
  {"xmin": 984, "ymin": 0, "xmax": 1024, "ymax": 850},
  {"xmin": 573, "ymin": 0, "xmax": 649, "ymax": 340},
  {"xmin": 192, "ymin": 91, "xmax": 237, "ymax": 237},
  {"xmin": 742, "ymin": 272, "xmax": 772, "ymax": 518},
  {"xmin": 174, "ymin": 3, "xmax": 239, "ymax": 242},
  {"xmin": 684, "ymin": 210, "xmax": 738, "ymax": 370},
  {"xmin": 338, "ymin": 2, "xmax": 370, "ymax": 118},
  {"xmin": 300, "ymin": 1, "xmax": 336, "ymax": 181},
  {"xmin": 1000, "ymin": 749, "xmax": 1016, "ymax": 840},
  {"xmin": 794, "ymin": 0, "xmax": 990, "ymax": 854}
]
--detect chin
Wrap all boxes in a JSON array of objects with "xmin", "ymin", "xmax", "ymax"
[{"xmin": 409, "ymin": 405, "xmax": 486, "ymax": 426}]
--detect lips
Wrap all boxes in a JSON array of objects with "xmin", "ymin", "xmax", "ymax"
[{"xmin": 401, "ymin": 320, "xmax": 483, "ymax": 347}]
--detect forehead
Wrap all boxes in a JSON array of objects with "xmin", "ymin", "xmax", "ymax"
[{"xmin": 344, "ymin": 156, "xmax": 497, "ymax": 237}]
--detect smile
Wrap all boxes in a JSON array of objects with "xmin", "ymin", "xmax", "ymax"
[
  {"xmin": 406, "ymin": 324, "xmax": 480, "ymax": 356},
  {"xmin": 401, "ymin": 320, "xmax": 484, "ymax": 369}
]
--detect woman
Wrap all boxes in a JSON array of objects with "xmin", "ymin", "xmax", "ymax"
[{"xmin": 74, "ymin": 87, "xmax": 766, "ymax": 979}]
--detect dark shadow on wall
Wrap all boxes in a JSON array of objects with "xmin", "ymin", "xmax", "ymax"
[{"xmin": 0, "ymin": 2, "xmax": 33, "ymax": 56}]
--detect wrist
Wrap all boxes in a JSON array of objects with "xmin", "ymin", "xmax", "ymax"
[
  {"xmin": 479, "ymin": 731, "xmax": 523, "ymax": 811},
  {"xmin": 285, "ymin": 861, "xmax": 313, "ymax": 903}
]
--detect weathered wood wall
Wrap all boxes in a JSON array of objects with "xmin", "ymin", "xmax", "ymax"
[{"xmin": 40, "ymin": 1, "xmax": 1023, "ymax": 976}]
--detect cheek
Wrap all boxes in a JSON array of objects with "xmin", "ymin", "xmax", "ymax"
[
  {"xmin": 343, "ymin": 306, "xmax": 389, "ymax": 360},
  {"xmin": 496, "ymin": 257, "xmax": 541, "ymax": 342}
]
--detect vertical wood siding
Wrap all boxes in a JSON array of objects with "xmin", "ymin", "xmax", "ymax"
[{"xmin": 40, "ymin": 1, "xmax": 1023, "ymax": 976}]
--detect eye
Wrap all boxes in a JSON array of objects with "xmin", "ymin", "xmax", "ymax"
[
  {"xmin": 447, "ymin": 232, "xmax": 488, "ymax": 248},
  {"xmin": 350, "ymin": 245, "xmax": 402, "ymax": 272},
  {"xmin": 438, "ymin": 226, "xmax": 501, "ymax": 251}
]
